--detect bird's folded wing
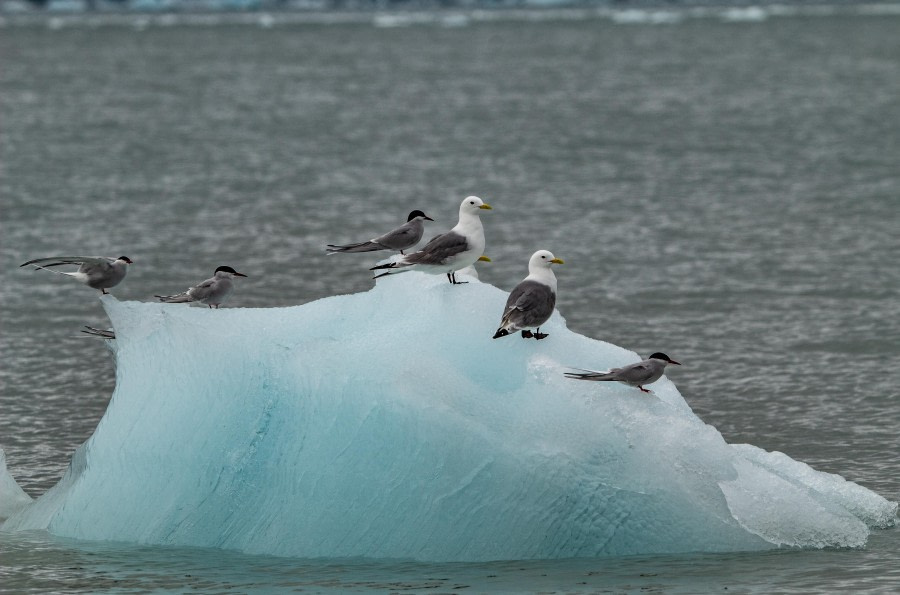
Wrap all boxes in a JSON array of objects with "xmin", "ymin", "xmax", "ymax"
[
  {"xmin": 618, "ymin": 364, "xmax": 653, "ymax": 383},
  {"xmin": 376, "ymin": 224, "xmax": 417, "ymax": 249},
  {"xmin": 407, "ymin": 232, "xmax": 468, "ymax": 265}
]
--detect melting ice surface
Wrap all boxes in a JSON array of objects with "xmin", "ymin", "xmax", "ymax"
[{"xmin": 1, "ymin": 273, "xmax": 895, "ymax": 561}]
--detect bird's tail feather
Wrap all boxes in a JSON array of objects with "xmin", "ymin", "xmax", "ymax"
[
  {"xmin": 30, "ymin": 265, "xmax": 78, "ymax": 278},
  {"xmin": 81, "ymin": 326, "xmax": 115, "ymax": 339},
  {"xmin": 156, "ymin": 293, "xmax": 194, "ymax": 303},
  {"xmin": 326, "ymin": 241, "xmax": 382, "ymax": 254},
  {"xmin": 563, "ymin": 369, "xmax": 614, "ymax": 381}
]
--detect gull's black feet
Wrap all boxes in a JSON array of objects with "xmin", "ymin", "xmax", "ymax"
[
  {"xmin": 447, "ymin": 272, "xmax": 468, "ymax": 285},
  {"xmin": 521, "ymin": 329, "xmax": 548, "ymax": 340},
  {"xmin": 638, "ymin": 386, "xmax": 653, "ymax": 393}
]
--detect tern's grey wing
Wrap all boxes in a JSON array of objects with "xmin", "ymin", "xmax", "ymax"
[
  {"xmin": 186, "ymin": 277, "xmax": 219, "ymax": 301},
  {"xmin": 78, "ymin": 259, "xmax": 115, "ymax": 275},
  {"xmin": 20, "ymin": 255, "xmax": 113, "ymax": 268},
  {"xmin": 156, "ymin": 278, "xmax": 213, "ymax": 304},
  {"xmin": 77, "ymin": 258, "xmax": 128, "ymax": 290},
  {"xmin": 406, "ymin": 231, "xmax": 468, "ymax": 265},
  {"xmin": 501, "ymin": 281, "xmax": 556, "ymax": 329},
  {"xmin": 611, "ymin": 361, "xmax": 663, "ymax": 385},
  {"xmin": 374, "ymin": 219, "xmax": 424, "ymax": 251}
]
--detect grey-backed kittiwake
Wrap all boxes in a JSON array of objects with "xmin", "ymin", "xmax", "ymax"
[{"xmin": 493, "ymin": 250, "xmax": 564, "ymax": 340}]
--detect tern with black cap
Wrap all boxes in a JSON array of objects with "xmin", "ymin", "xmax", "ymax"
[
  {"xmin": 20, "ymin": 255, "xmax": 133, "ymax": 294},
  {"xmin": 156, "ymin": 266, "xmax": 247, "ymax": 309},
  {"xmin": 564, "ymin": 353, "xmax": 681, "ymax": 393},
  {"xmin": 326, "ymin": 210, "xmax": 434, "ymax": 255}
]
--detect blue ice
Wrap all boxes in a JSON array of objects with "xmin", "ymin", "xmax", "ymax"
[{"xmin": 1, "ymin": 273, "xmax": 895, "ymax": 561}]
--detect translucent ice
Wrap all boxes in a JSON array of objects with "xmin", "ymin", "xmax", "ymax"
[
  {"xmin": 0, "ymin": 450, "xmax": 31, "ymax": 521},
  {"xmin": 1, "ymin": 273, "xmax": 895, "ymax": 560}
]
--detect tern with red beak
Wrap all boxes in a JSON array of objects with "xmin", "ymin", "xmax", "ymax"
[
  {"xmin": 20, "ymin": 255, "xmax": 133, "ymax": 294},
  {"xmin": 564, "ymin": 353, "xmax": 681, "ymax": 393}
]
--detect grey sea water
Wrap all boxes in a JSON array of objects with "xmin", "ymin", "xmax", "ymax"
[{"xmin": 1, "ymin": 8, "xmax": 898, "ymax": 593}]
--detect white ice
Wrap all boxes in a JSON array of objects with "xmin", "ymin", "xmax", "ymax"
[{"xmin": 0, "ymin": 273, "xmax": 895, "ymax": 560}]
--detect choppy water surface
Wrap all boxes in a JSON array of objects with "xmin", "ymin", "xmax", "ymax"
[{"xmin": 1, "ymin": 10, "xmax": 898, "ymax": 593}]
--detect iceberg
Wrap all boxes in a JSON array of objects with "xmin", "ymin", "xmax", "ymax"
[{"xmin": 1, "ymin": 273, "xmax": 895, "ymax": 560}]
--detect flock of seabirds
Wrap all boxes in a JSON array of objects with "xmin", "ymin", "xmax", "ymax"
[{"xmin": 20, "ymin": 195, "xmax": 680, "ymax": 394}]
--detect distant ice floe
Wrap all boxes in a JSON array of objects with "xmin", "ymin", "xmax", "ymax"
[
  {"xmin": 3, "ymin": 3, "xmax": 899, "ymax": 29},
  {"xmin": 719, "ymin": 6, "xmax": 768, "ymax": 22},
  {"xmin": 372, "ymin": 11, "xmax": 470, "ymax": 28},
  {"xmin": 609, "ymin": 9, "xmax": 683, "ymax": 25}
]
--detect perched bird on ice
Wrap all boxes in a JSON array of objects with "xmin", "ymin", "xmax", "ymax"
[
  {"xmin": 20, "ymin": 255, "xmax": 133, "ymax": 294},
  {"xmin": 564, "ymin": 353, "xmax": 681, "ymax": 393},
  {"xmin": 493, "ymin": 250, "xmax": 564, "ymax": 340},
  {"xmin": 326, "ymin": 210, "xmax": 434, "ymax": 255},
  {"xmin": 155, "ymin": 265, "xmax": 247, "ymax": 309},
  {"xmin": 370, "ymin": 196, "xmax": 492, "ymax": 284}
]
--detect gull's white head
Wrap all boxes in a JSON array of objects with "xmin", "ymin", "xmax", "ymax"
[
  {"xmin": 529, "ymin": 250, "xmax": 564, "ymax": 272},
  {"xmin": 459, "ymin": 196, "xmax": 493, "ymax": 215}
]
